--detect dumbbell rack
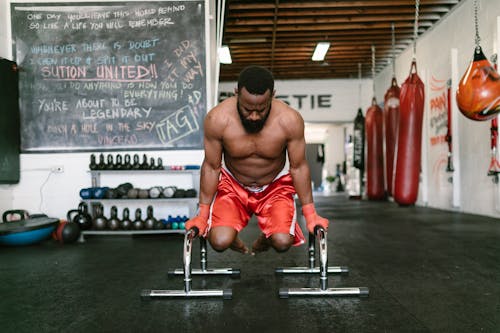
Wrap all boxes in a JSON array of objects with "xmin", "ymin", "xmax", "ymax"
[{"xmin": 79, "ymin": 169, "xmax": 199, "ymax": 242}]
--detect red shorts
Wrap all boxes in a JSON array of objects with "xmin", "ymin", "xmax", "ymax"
[{"xmin": 207, "ymin": 169, "xmax": 305, "ymax": 246}]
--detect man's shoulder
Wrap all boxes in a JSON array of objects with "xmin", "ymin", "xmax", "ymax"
[
  {"xmin": 210, "ymin": 97, "xmax": 236, "ymax": 116},
  {"xmin": 270, "ymin": 99, "xmax": 304, "ymax": 138},
  {"xmin": 205, "ymin": 97, "xmax": 236, "ymax": 132},
  {"xmin": 272, "ymin": 99, "xmax": 303, "ymax": 122}
]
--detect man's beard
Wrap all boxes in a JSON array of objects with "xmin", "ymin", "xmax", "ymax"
[{"xmin": 237, "ymin": 101, "xmax": 269, "ymax": 133}]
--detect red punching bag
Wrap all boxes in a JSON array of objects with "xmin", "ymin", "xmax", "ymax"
[
  {"xmin": 383, "ymin": 77, "xmax": 400, "ymax": 195},
  {"xmin": 456, "ymin": 47, "xmax": 500, "ymax": 121},
  {"xmin": 365, "ymin": 97, "xmax": 385, "ymax": 200},
  {"xmin": 393, "ymin": 61, "xmax": 425, "ymax": 205}
]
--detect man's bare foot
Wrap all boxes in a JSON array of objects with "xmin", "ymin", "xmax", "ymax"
[
  {"xmin": 229, "ymin": 237, "xmax": 249, "ymax": 254},
  {"xmin": 251, "ymin": 233, "xmax": 271, "ymax": 255}
]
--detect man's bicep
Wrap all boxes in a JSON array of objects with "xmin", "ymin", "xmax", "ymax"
[
  {"xmin": 204, "ymin": 137, "xmax": 223, "ymax": 168},
  {"xmin": 287, "ymin": 136, "xmax": 307, "ymax": 169},
  {"xmin": 203, "ymin": 118, "xmax": 223, "ymax": 169},
  {"xmin": 286, "ymin": 113, "xmax": 307, "ymax": 169}
]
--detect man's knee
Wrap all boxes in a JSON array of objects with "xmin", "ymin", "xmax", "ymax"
[
  {"xmin": 269, "ymin": 233, "xmax": 294, "ymax": 253},
  {"xmin": 208, "ymin": 226, "xmax": 237, "ymax": 252},
  {"xmin": 209, "ymin": 237, "xmax": 231, "ymax": 252}
]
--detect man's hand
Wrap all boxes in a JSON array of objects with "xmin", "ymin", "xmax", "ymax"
[
  {"xmin": 302, "ymin": 203, "xmax": 329, "ymax": 234},
  {"xmin": 185, "ymin": 203, "xmax": 210, "ymax": 236}
]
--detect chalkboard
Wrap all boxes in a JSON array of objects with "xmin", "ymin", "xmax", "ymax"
[
  {"xmin": 0, "ymin": 58, "xmax": 20, "ymax": 183},
  {"xmin": 11, "ymin": 1, "xmax": 206, "ymax": 152}
]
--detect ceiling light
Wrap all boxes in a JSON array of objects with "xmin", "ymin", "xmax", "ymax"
[
  {"xmin": 218, "ymin": 45, "xmax": 232, "ymax": 64},
  {"xmin": 312, "ymin": 42, "xmax": 330, "ymax": 61}
]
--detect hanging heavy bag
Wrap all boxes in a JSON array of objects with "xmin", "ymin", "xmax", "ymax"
[
  {"xmin": 353, "ymin": 108, "xmax": 365, "ymax": 171},
  {"xmin": 393, "ymin": 60, "xmax": 425, "ymax": 205},
  {"xmin": 365, "ymin": 97, "xmax": 385, "ymax": 200},
  {"xmin": 383, "ymin": 77, "xmax": 400, "ymax": 195},
  {"xmin": 456, "ymin": 46, "xmax": 500, "ymax": 121},
  {"xmin": 445, "ymin": 80, "xmax": 454, "ymax": 172}
]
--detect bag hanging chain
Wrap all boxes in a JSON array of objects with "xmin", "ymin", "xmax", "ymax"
[
  {"xmin": 413, "ymin": 0, "xmax": 420, "ymax": 59},
  {"xmin": 391, "ymin": 22, "xmax": 396, "ymax": 77},
  {"xmin": 371, "ymin": 44, "xmax": 376, "ymax": 98},
  {"xmin": 474, "ymin": 0, "xmax": 481, "ymax": 53},
  {"xmin": 358, "ymin": 62, "xmax": 362, "ymax": 109}
]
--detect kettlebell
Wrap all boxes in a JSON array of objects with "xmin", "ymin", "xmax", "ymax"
[
  {"xmin": 107, "ymin": 206, "xmax": 120, "ymax": 230},
  {"xmin": 156, "ymin": 157, "xmax": 164, "ymax": 170},
  {"xmin": 133, "ymin": 208, "xmax": 144, "ymax": 230},
  {"xmin": 140, "ymin": 154, "xmax": 149, "ymax": 169},
  {"xmin": 97, "ymin": 153, "xmax": 106, "ymax": 170},
  {"xmin": 53, "ymin": 220, "xmax": 81, "ymax": 244},
  {"xmin": 132, "ymin": 154, "xmax": 141, "ymax": 169},
  {"xmin": 93, "ymin": 204, "xmax": 108, "ymax": 230},
  {"xmin": 68, "ymin": 202, "xmax": 92, "ymax": 230},
  {"xmin": 89, "ymin": 154, "xmax": 98, "ymax": 170},
  {"xmin": 120, "ymin": 208, "xmax": 132, "ymax": 230},
  {"xmin": 155, "ymin": 219, "xmax": 165, "ymax": 229},
  {"xmin": 144, "ymin": 205, "xmax": 157, "ymax": 230},
  {"xmin": 149, "ymin": 157, "xmax": 156, "ymax": 170},
  {"xmin": 114, "ymin": 155, "xmax": 123, "ymax": 170},
  {"xmin": 106, "ymin": 154, "xmax": 114, "ymax": 170},
  {"xmin": 123, "ymin": 154, "xmax": 132, "ymax": 170}
]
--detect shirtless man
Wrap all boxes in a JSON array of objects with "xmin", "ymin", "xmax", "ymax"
[{"xmin": 186, "ymin": 65, "xmax": 329, "ymax": 254}]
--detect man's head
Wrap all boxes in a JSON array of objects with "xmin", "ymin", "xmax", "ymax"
[
  {"xmin": 237, "ymin": 65, "xmax": 274, "ymax": 94},
  {"xmin": 236, "ymin": 66, "xmax": 275, "ymax": 133}
]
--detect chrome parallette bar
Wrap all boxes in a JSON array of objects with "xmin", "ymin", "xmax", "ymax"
[
  {"xmin": 168, "ymin": 237, "xmax": 241, "ymax": 277},
  {"xmin": 278, "ymin": 226, "xmax": 369, "ymax": 299},
  {"xmin": 275, "ymin": 230, "xmax": 348, "ymax": 275},
  {"xmin": 141, "ymin": 228, "xmax": 232, "ymax": 300}
]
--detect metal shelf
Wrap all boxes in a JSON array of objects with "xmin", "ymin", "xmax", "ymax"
[
  {"xmin": 79, "ymin": 229, "xmax": 185, "ymax": 242},
  {"xmin": 89, "ymin": 169, "xmax": 200, "ymax": 175},
  {"xmin": 82, "ymin": 198, "xmax": 197, "ymax": 203},
  {"xmin": 81, "ymin": 167, "xmax": 199, "ymax": 241}
]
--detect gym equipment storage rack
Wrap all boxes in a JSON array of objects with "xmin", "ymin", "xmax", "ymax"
[{"xmin": 79, "ymin": 168, "xmax": 200, "ymax": 242}]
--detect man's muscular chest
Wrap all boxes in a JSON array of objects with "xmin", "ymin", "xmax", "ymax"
[{"xmin": 222, "ymin": 131, "xmax": 286, "ymax": 160}]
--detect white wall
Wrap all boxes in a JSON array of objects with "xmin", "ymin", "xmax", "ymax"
[
  {"xmin": 219, "ymin": 79, "xmax": 373, "ymax": 123},
  {"xmin": 376, "ymin": 0, "xmax": 500, "ymax": 218}
]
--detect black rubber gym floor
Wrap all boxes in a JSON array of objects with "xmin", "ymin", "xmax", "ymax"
[{"xmin": 1, "ymin": 195, "xmax": 499, "ymax": 333}]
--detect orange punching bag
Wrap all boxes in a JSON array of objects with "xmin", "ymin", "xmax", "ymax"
[
  {"xmin": 383, "ymin": 77, "xmax": 400, "ymax": 195},
  {"xmin": 393, "ymin": 61, "xmax": 425, "ymax": 205},
  {"xmin": 456, "ymin": 47, "xmax": 500, "ymax": 121},
  {"xmin": 365, "ymin": 97, "xmax": 385, "ymax": 200}
]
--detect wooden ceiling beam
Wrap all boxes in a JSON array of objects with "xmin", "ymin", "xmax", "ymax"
[
  {"xmin": 227, "ymin": 14, "xmax": 440, "ymax": 26},
  {"xmin": 232, "ymin": 6, "xmax": 454, "ymax": 18},
  {"xmin": 224, "ymin": 28, "xmax": 419, "ymax": 38},
  {"xmin": 227, "ymin": 1, "xmax": 459, "ymax": 10},
  {"xmin": 225, "ymin": 22, "xmax": 432, "ymax": 33}
]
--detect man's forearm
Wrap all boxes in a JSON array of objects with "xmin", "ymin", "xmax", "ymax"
[
  {"xmin": 199, "ymin": 161, "xmax": 221, "ymax": 205},
  {"xmin": 290, "ymin": 163, "xmax": 314, "ymax": 206}
]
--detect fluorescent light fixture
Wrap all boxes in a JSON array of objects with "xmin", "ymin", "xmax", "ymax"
[
  {"xmin": 312, "ymin": 42, "xmax": 330, "ymax": 61},
  {"xmin": 218, "ymin": 45, "xmax": 232, "ymax": 64}
]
